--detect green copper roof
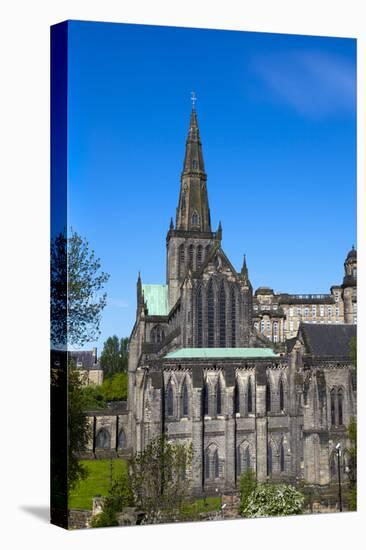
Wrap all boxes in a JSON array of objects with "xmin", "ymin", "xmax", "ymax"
[
  {"xmin": 165, "ymin": 348, "xmax": 278, "ymax": 359},
  {"xmin": 142, "ymin": 284, "xmax": 168, "ymax": 316}
]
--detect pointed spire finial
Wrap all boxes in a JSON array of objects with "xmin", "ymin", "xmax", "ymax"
[
  {"xmin": 217, "ymin": 221, "xmax": 222, "ymax": 241},
  {"xmin": 241, "ymin": 254, "xmax": 248, "ymax": 278},
  {"xmin": 191, "ymin": 91, "xmax": 197, "ymax": 110},
  {"xmin": 170, "ymin": 217, "xmax": 174, "ymax": 230}
]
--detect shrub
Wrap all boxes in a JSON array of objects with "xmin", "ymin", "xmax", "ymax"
[
  {"xmin": 239, "ymin": 469, "xmax": 257, "ymax": 515},
  {"xmin": 242, "ymin": 483, "xmax": 304, "ymax": 518}
]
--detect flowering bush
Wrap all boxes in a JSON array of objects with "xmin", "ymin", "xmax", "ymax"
[{"xmin": 242, "ymin": 483, "xmax": 304, "ymax": 518}]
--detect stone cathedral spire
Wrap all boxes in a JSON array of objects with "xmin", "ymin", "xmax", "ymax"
[{"xmin": 175, "ymin": 99, "xmax": 212, "ymax": 232}]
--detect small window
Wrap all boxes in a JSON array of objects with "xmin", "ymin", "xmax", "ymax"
[
  {"xmin": 330, "ymin": 389, "xmax": 336, "ymax": 426},
  {"xmin": 214, "ymin": 450, "xmax": 220, "ymax": 479},
  {"xmin": 203, "ymin": 382, "xmax": 209, "ymax": 416},
  {"xmin": 279, "ymin": 379, "xmax": 284, "ymax": 411},
  {"xmin": 267, "ymin": 444, "xmax": 273, "ymax": 476},
  {"xmin": 280, "ymin": 441, "xmax": 285, "ymax": 472},
  {"xmin": 216, "ymin": 379, "xmax": 222, "ymax": 415},
  {"xmin": 182, "ymin": 380, "xmax": 189, "ymax": 417},
  {"xmin": 338, "ymin": 388, "xmax": 344, "ymax": 425},
  {"xmin": 96, "ymin": 428, "xmax": 111, "ymax": 449},
  {"xmin": 166, "ymin": 382, "xmax": 174, "ymax": 417},
  {"xmin": 247, "ymin": 378, "xmax": 253, "ymax": 414},
  {"xmin": 266, "ymin": 382, "xmax": 271, "ymax": 413},
  {"xmin": 118, "ymin": 429, "xmax": 126, "ymax": 449},
  {"xmin": 234, "ymin": 381, "xmax": 240, "ymax": 414},
  {"xmin": 191, "ymin": 211, "xmax": 199, "ymax": 226}
]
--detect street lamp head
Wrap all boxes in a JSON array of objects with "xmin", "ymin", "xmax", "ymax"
[{"xmin": 336, "ymin": 443, "xmax": 341, "ymax": 450}]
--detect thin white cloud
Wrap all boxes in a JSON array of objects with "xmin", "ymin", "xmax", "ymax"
[
  {"xmin": 253, "ymin": 49, "xmax": 355, "ymax": 117},
  {"xmin": 108, "ymin": 298, "xmax": 129, "ymax": 308}
]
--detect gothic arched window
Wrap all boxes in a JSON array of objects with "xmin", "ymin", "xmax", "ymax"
[
  {"xmin": 267, "ymin": 444, "xmax": 273, "ymax": 476},
  {"xmin": 96, "ymin": 428, "xmax": 111, "ymax": 449},
  {"xmin": 234, "ymin": 380, "xmax": 240, "ymax": 414},
  {"xmin": 179, "ymin": 244, "xmax": 185, "ymax": 278},
  {"xmin": 330, "ymin": 389, "xmax": 336, "ymax": 426},
  {"xmin": 182, "ymin": 379, "xmax": 189, "ymax": 417},
  {"xmin": 244, "ymin": 446, "xmax": 251, "ymax": 471},
  {"xmin": 151, "ymin": 325, "xmax": 165, "ymax": 344},
  {"xmin": 204, "ymin": 449, "xmax": 210, "ymax": 480},
  {"xmin": 231, "ymin": 287, "xmax": 236, "ymax": 347},
  {"xmin": 196, "ymin": 286, "xmax": 203, "ymax": 347},
  {"xmin": 237, "ymin": 447, "xmax": 241, "ymax": 476},
  {"xmin": 247, "ymin": 378, "xmax": 253, "ymax": 414},
  {"xmin": 189, "ymin": 244, "xmax": 194, "ymax": 269},
  {"xmin": 191, "ymin": 211, "xmax": 199, "ymax": 226},
  {"xmin": 216, "ymin": 379, "xmax": 222, "ymax": 415},
  {"xmin": 203, "ymin": 382, "xmax": 209, "ymax": 416},
  {"xmin": 338, "ymin": 388, "xmax": 344, "ymax": 426},
  {"xmin": 279, "ymin": 379, "xmax": 284, "ymax": 412},
  {"xmin": 280, "ymin": 440, "xmax": 285, "ymax": 472},
  {"xmin": 219, "ymin": 281, "xmax": 226, "ymax": 347},
  {"xmin": 197, "ymin": 245, "xmax": 203, "ymax": 269},
  {"xmin": 214, "ymin": 449, "xmax": 220, "ymax": 479},
  {"xmin": 118, "ymin": 429, "xmax": 126, "ymax": 449},
  {"xmin": 330, "ymin": 452, "xmax": 337, "ymax": 479},
  {"xmin": 166, "ymin": 381, "xmax": 174, "ymax": 417},
  {"xmin": 266, "ymin": 381, "xmax": 271, "ymax": 413},
  {"xmin": 207, "ymin": 280, "xmax": 215, "ymax": 347}
]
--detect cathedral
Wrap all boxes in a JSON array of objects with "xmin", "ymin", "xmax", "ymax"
[{"xmin": 85, "ymin": 105, "xmax": 357, "ymax": 496}]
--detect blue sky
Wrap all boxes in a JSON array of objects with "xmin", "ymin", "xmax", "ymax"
[{"xmin": 67, "ymin": 21, "xmax": 356, "ymax": 353}]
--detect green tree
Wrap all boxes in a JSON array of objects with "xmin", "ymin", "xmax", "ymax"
[
  {"xmin": 239, "ymin": 469, "xmax": 257, "ymax": 516},
  {"xmin": 242, "ymin": 483, "xmax": 304, "ymax": 518},
  {"xmin": 51, "ymin": 229, "xmax": 110, "ymax": 493},
  {"xmin": 51, "ymin": 229, "xmax": 110, "ymax": 347},
  {"xmin": 128, "ymin": 435, "xmax": 193, "ymax": 524},
  {"xmin": 91, "ymin": 471, "xmax": 135, "ymax": 528},
  {"xmin": 100, "ymin": 372, "xmax": 128, "ymax": 401},
  {"xmin": 68, "ymin": 361, "xmax": 91, "ymax": 491},
  {"xmin": 80, "ymin": 384, "xmax": 107, "ymax": 410},
  {"xmin": 100, "ymin": 335, "xmax": 129, "ymax": 378}
]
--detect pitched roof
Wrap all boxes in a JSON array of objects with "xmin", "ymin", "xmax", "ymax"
[
  {"xmin": 300, "ymin": 323, "xmax": 356, "ymax": 357},
  {"xmin": 142, "ymin": 284, "xmax": 169, "ymax": 316},
  {"xmin": 165, "ymin": 347, "xmax": 278, "ymax": 359},
  {"xmin": 68, "ymin": 350, "xmax": 99, "ymax": 370}
]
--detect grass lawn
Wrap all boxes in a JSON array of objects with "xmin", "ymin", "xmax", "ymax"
[
  {"xmin": 180, "ymin": 496, "xmax": 221, "ymax": 518},
  {"xmin": 69, "ymin": 459, "xmax": 127, "ymax": 510}
]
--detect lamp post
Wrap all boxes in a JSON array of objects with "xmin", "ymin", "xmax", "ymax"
[{"xmin": 335, "ymin": 443, "xmax": 342, "ymax": 512}]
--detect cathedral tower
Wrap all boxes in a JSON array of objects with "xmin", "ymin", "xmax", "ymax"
[{"xmin": 166, "ymin": 102, "xmax": 218, "ymax": 308}]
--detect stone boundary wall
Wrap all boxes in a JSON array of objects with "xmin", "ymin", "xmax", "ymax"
[{"xmin": 68, "ymin": 509, "xmax": 92, "ymax": 529}]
